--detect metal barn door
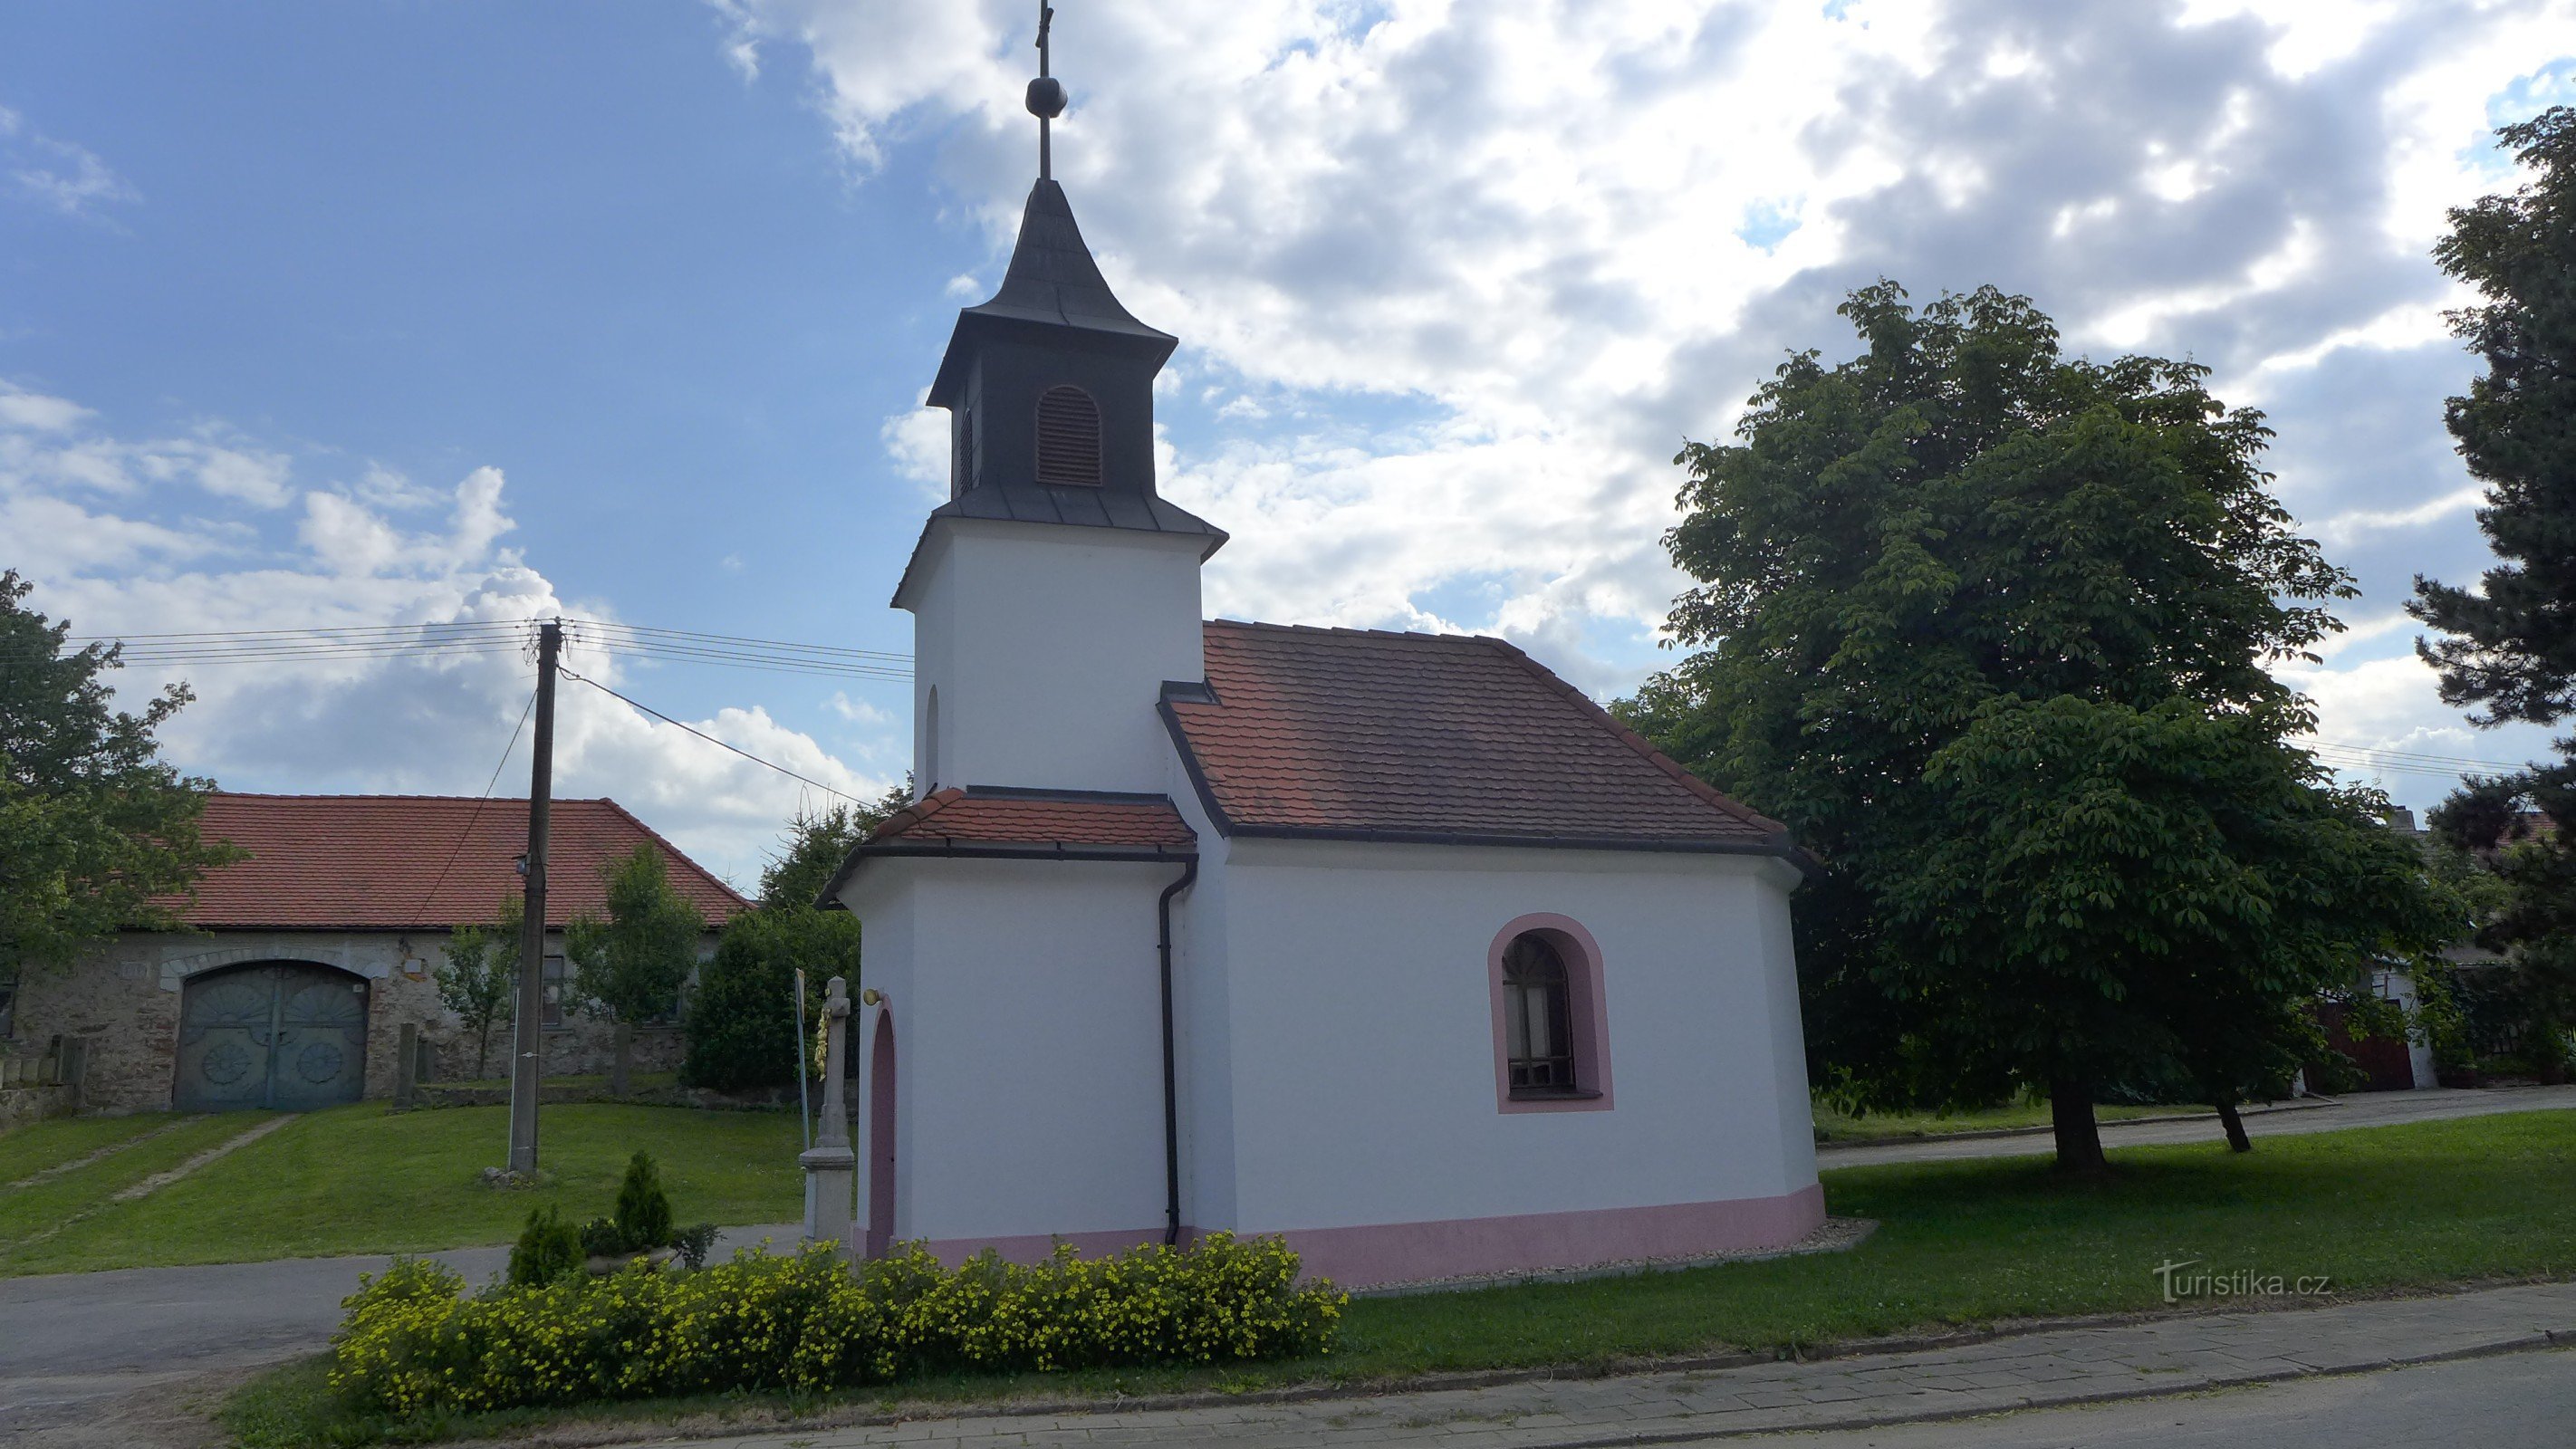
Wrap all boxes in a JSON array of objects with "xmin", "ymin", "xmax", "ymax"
[{"xmin": 174, "ymin": 963, "xmax": 370, "ymax": 1111}]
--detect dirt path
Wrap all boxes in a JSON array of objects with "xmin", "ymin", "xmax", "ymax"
[
  {"xmin": 2, "ymin": 1115, "xmax": 297, "ymax": 1257},
  {"xmin": 0, "ymin": 1117, "xmax": 207, "ymax": 1192}
]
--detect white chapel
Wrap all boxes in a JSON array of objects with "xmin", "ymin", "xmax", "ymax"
[{"xmin": 823, "ymin": 86, "xmax": 1821, "ymax": 1289}]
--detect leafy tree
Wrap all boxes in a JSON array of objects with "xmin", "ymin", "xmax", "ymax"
[
  {"xmin": 433, "ymin": 893, "xmax": 522, "ymax": 1079},
  {"xmin": 1620, "ymin": 283, "xmax": 2440, "ymax": 1171},
  {"xmin": 1894, "ymin": 696, "xmax": 2453, "ymax": 1166},
  {"xmin": 2430, "ymin": 780, "xmax": 2576, "ymax": 1078},
  {"xmin": 564, "ymin": 845, "xmax": 706, "ymax": 1095},
  {"xmin": 0, "ymin": 571, "xmax": 242, "ymax": 977},
  {"xmin": 2410, "ymin": 108, "xmax": 2576, "ymax": 1079},
  {"xmin": 681, "ymin": 783, "xmax": 907, "ymax": 1093},
  {"xmin": 757, "ymin": 778, "xmax": 915, "ymax": 910},
  {"xmin": 682, "ymin": 906, "xmax": 861, "ymax": 1092}
]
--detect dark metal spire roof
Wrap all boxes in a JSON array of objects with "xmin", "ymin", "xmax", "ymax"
[{"xmin": 928, "ymin": 180, "xmax": 1176, "ymax": 407}]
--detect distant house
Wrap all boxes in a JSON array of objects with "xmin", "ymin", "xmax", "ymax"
[{"xmin": 2, "ymin": 793, "xmax": 746, "ymax": 1114}]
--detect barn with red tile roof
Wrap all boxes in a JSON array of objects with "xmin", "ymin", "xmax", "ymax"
[{"xmin": 5, "ymin": 793, "xmax": 744, "ymax": 1114}]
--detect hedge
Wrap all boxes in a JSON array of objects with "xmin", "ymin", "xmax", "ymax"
[{"xmin": 331, "ymin": 1234, "xmax": 1344, "ymax": 1416}]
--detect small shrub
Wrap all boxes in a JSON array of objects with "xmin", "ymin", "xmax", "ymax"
[
  {"xmin": 613, "ymin": 1152, "xmax": 675, "ymax": 1252},
  {"xmin": 673, "ymin": 1221, "xmax": 720, "ymax": 1270},
  {"xmin": 578, "ymin": 1216, "xmax": 625, "ymax": 1260},
  {"xmin": 506, "ymin": 1205, "xmax": 582, "ymax": 1287},
  {"xmin": 331, "ymin": 1233, "xmax": 1345, "ymax": 1417}
]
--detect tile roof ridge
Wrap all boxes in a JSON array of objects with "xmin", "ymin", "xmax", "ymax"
[
  {"xmin": 210, "ymin": 791, "xmax": 616, "ymax": 804},
  {"xmin": 1481, "ymin": 637, "xmax": 1791, "ymax": 838},
  {"xmin": 960, "ymin": 785, "xmax": 1177, "ymax": 806},
  {"xmin": 872, "ymin": 787, "xmax": 965, "ymax": 841},
  {"xmin": 589, "ymin": 797, "xmax": 753, "ymax": 909},
  {"xmin": 1203, "ymin": 617, "xmax": 1500, "ymax": 647}
]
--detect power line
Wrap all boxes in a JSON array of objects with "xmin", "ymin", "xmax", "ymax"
[
  {"xmin": 568, "ymin": 619, "xmax": 909, "ymax": 663},
  {"xmin": 9, "ymin": 615, "xmax": 915, "ymax": 681},
  {"xmin": 560, "ymin": 668, "xmax": 871, "ymax": 806},
  {"xmin": 408, "ymin": 685, "xmax": 541, "ymax": 928}
]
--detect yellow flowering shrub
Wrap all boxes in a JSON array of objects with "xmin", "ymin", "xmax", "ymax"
[{"xmin": 330, "ymin": 1233, "xmax": 1344, "ymax": 1416}]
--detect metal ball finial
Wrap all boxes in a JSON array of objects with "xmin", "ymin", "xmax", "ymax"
[{"xmin": 1025, "ymin": 76, "xmax": 1066, "ymax": 120}]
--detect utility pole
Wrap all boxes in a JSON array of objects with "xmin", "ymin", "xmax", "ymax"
[{"xmin": 505, "ymin": 618, "xmax": 562, "ymax": 1176}]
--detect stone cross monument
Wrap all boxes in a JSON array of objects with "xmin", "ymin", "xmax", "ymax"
[{"xmin": 801, "ymin": 975, "xmax": 858, "ymax": 1255}]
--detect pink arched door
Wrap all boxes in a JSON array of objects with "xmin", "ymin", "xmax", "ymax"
[{"xmin": 864, "ymin": 1010, "xmax": 897, "ymax": 1258}]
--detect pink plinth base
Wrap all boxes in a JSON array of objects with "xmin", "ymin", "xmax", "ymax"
[
  {"xmin": 1278, "ymin": 1182, "xmax": 1828, "ymax": 1288},
  {"xmin": 913, "ymin": 1183, "xmax": 1827, "ymax": 1288}
]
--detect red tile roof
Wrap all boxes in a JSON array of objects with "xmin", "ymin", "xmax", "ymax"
[
  {"xmin": 867, "ymin": 788, "xmax": 1197, "ymax": 852},
  {"xmin": 170, "ymin": 793, "xmax": 748, "ymax": 931},
  {"xmin": 1162, "ymin": 621, "xmax": 1790, "ymax": 852}
]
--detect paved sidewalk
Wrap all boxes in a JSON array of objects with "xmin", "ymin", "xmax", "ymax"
[
  {"xmin": 1821, "ymin": 1083, "xmax": 2576, "ymax": 1166},
  {"xmin": 652, "ymin": 1280, "xmax": 2576, "ymax": 1449}
]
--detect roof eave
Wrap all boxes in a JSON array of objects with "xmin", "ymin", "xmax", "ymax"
[
  {"xmin": 820, "ymin": 840, "xmax": 1197, "ymax": 905},
  {"xmin": 1225, "ymin": 821, "xmax": 1808, "ymax": 859}
]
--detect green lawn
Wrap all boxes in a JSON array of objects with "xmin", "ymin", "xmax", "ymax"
[
  {"xmin": 0, "ymin": 1101, "xmax": 801, "ymax": 1277},
  {"xmin": 226, "ymin": 1110, "xmax": 2576, "ymax": 1447},
  {"xmin": 1812, "ymin": 1098, "xmax": 2177, "ymax": 1143}
]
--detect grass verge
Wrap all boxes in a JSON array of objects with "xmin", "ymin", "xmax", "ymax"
[
  {"xmin": 0, "ymin": 1101, "xmax": 800, "ymax": 1277},
  {"xmin": 1812, "ymin": 1098, "xmax": 2173, "ymax": 1143},
  {"xmin": 224, "ymin": 1109, "xmax": 2576, "ymax": 1447}
]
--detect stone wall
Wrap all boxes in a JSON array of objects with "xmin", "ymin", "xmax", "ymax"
[
  {"xmin": 0, "ymin": 1083, "xmax": 77, "ymax": 1136},
  {"xmin": 6, "ymin": 927, "xmax": 706, "ymax": 1112}
]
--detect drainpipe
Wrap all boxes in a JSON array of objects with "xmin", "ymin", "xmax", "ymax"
[{"xmin": 1156, "ymin": 859, "xmax": 1197, "ymax": 1245}]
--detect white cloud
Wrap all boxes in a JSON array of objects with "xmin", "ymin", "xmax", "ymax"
[
  {"xmin": 0, "ymin": 382, "xmax": 93, "ymax": 433},
  {"xmin": 187, "ymin": 437, "xmax": 295, "ymax": 508},
  {"xmin": 5, "ymin": 386, "xmax": 894, "ymax": 887},
  {"xmin": 0, "ymin": 105, "xmax": 140, "ymax": 221},
  {"xmin": 297, "ymin": 491, "xmax": 408, "ymax": 576},
  {"xmin": 879, "ymin": 400, "xmax": 950, "ymax": 494},
  {"xmin": 779, "ymin": 0, "xmax": 2573, "ymax": 727},
  {"xmin": 827, "ymin": 691, "xmax": 895, "ymax": 726},
  {"xmin": 2313, "ymin": 484, "xmax": 2486, "ymax": 548}
]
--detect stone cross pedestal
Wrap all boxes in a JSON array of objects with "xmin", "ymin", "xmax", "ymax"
[{"xmin": 801, "ymin": 975, "xmax": 858, "ymax": 1256}]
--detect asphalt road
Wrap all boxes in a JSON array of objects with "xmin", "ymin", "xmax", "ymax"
[
  {"xmin": 0, "ymin": 1223, "xmax": 800, "ymax": 1439},
  {"xmin": 1716, "ymin": 1345, "xmax": 2576, "ymax": 1449},
  {"xmin": 1817, "ymin": 1082, "xmax": 2576, "ymax": 1166}
]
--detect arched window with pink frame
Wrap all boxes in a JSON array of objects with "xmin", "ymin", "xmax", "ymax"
[{"xmin": 1487, "ymin": 913, "xmax": 1613, "ymax": 1113}]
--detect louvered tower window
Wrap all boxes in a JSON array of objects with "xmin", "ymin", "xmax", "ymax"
[{"xmin": 1034, "ymin": 385, "xmax": 1103, "ymax": 485}]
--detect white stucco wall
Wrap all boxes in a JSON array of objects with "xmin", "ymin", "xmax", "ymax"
[
  {"xmin": 1197, "ymin": 840, "xmax": 1817, "ymax": 1235},
  {"xmin": 2370, "ymin": 967, "xmax": 2441, "ymax": 1090},
  {"xmin": 844, "ymin": 855, "xmax": 1187, "ymax": 1248},
  {"xmin": 903, "ymin": 519, "xmax": 1206, "ymax": 795}
]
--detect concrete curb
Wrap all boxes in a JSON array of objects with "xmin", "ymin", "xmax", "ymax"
[{"xmin": 1509, "ymin": 1329, "xmax": 2572, "ymax": 1448}]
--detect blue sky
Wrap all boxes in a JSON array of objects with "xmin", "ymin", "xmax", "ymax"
[{"xmin": 5, "ymin": 1, "xmax": 2572, "ymax": 884}]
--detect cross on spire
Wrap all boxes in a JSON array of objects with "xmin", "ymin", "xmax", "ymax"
[{"xmin": 1026, "ymin": 3, "xmax": 1066, "ymax": 181}]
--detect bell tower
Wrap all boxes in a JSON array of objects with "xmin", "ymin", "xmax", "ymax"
[{"xmin": 893, "ymin": 9, "xmax": 1225, "ymax": 798}]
